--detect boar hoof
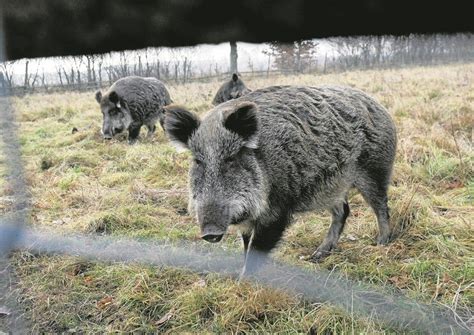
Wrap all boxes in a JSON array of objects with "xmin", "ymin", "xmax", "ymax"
[
  {"xmin": 376, "ymin": 233, "xmax": 391, "ymax": 245},
  {"xmin": 310, "ymin": 247, "xmax": 332, "ymax": 263}
]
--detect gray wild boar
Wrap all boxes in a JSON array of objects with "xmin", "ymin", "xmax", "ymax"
[
  {"xmin": 95, "ymin": 76, "xmax": 172, "ymax": 144},
  {"xmin": 164, "ymin": 85, "xmax": 397, "ymax": 276},
  {"xmin": 212, "ymin": 73, "xmax": 251, "ymax": 105}
]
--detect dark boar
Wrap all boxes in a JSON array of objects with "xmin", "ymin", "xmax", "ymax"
[
  {"xmin": 212, "ymin": 73, "xmax": 251, "ymax": 105},
  {"xmin": 95, "ymin": 76, "xmax": 172, "ymax": 144},
  {"xmin": 164, "ymin": 85, "xmax": 397, "ymax": 276}
]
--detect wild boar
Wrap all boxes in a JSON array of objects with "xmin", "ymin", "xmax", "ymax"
[
  {"xmin": 212, "ymin": 73, "xmax": 251, "ymax": 105},
  {"xmin": 164, "ymin": 85, "xmax": 397, "ymax": 276},
  {"xmin": 95, "ymin": 76, "xmax": 172, "ymax": 144}
]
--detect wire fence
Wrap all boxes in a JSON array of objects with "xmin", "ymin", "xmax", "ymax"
[
  {"xmin": 0, "ymin": 69, "xmax": 304, "ymax": 96},
  {"xmin": 1, "ymin": 223, "xmax": 472, "ymax": 334},
  {"xmin": 0, "ymin": 95, "xmax": 30, "ymax": 333},
  {"xmin": 5, "ymin": 59, "xmax": 474, "ymax": 98}
]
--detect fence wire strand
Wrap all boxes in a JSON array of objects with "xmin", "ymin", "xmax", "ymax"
[
  {"xmin": 1, "ymin": 12, "xmax": 29, "ymax": 330},
  {"xmin": 0, "ymin": 84, "xmax": 30, "ymax": 333},
  {"xmin": 0, "ymin": 224, "xmax": 469, "ymax": 334}
]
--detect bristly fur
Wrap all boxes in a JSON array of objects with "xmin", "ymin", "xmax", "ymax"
[
  {"xmin": 165, "ymin": 84, "xmax": 397, "ymax": 275},
  {"xmin": 96, "ymin": 76, "xmax": 172, "ymax": 142},
  {"xmin": 212, "ymin": 73, "xmax": 251, "ymax": 105}
]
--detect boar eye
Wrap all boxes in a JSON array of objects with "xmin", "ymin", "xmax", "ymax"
[{"xmin": 194, "ymin": 158, "xmax": 202, "ymax": 165}]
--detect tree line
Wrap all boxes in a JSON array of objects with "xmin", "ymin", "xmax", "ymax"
[
  {"xmin": 263, "ymin": 33, "xmax": 474, "ymax": 74},
  {"xmin": 0, "ymin": 48, "xmax": 198, "ymax": 95},
  {"xmin": 1, "ymin": 33, "xmax": 473, "ymax": 95}
]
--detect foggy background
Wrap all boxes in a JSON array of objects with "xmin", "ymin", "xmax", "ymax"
[{"xmin": 1, "ymin": 33, "xmax": 473, "ymax": 95}]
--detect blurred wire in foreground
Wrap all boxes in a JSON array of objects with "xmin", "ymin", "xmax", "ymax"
[
  {"xmin": 0, "ymin": 10, "xmax": 30, "ymax": 330},
  {"xmin": 2, "ymin": 224, "xmax": 469, "ymax": 334},
  {"xmin": 0, "ymin": 75, "xmax": 30, "ymax": 334},
  {"xmin": 0, "ymin": 95, "xmax": 30, "ymax": 333}
]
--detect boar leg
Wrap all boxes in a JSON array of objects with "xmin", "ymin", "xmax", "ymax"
[
  {"xmin": 311, "ymin": 197, "xmax": 350, "ymax": 262},
  {"xmin": 146, "ymin": 124, "xmax": 156, "ymax": 138},
  {"xmin": 242, "ymin": 233, "xmax": 251, "ymax": 260},
  {"xmin": 354, "ymin": 171, "xmax": 392, "ymax": 245},
  {"xmin": 359, "ymin": 186, "xmax": 391, "ymax": 245},
  {"xmin": 241, "ymin": 213, "xmax": 290, "ymax": 277},
  {"xmin": 372, "ymin": 195, "xmax": 391, "ymax": 245},
  {"xmin": 128, "ymin": 125, "xmax": 141, "ymax": 144}
]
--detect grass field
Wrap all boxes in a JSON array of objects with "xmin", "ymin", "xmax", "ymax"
[{"xmin": 1, "ymin": 63, "xmax": 473, "ymax": 333}]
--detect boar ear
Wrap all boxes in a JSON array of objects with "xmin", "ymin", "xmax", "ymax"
[
  {"xmin": 223, "ymin": 102, "xmax": 259, "ymax": 148},
  {"xmin": 164, "ymin": 105, "xmax": 200, "ymax": 150},
  {"xmin": 95, "ymin": 90, "xmax": 102, "ymax": 104},
  {"xmin": 109, "ymin": 91, "xmax": 121, "ymax": 108},
  {"xmin": 232, "ymin": 73, "xmax": 238, "ymax": 82}
]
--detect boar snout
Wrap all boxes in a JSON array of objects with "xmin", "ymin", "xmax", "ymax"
[
  {"xmin": 113, "ymin": 126, "xmax": 124, "ymax": 134},
  {"xmin": 230, "ymin": 91, "xmax": 241, "ymax": 99},
  {"xmin": 198, "ymin": 202, "xmax": 229, "ymax": 243},
  {"xmin": 200, "ymin": 222, "xmax": 227, "ymax": 243},
  {"xmin": 102, "ymin": 129, "xmax": 113, "ymax": 140},
  {"xmin": 102, "ymin": 122, "xmax": 113, "ymax": 139}
]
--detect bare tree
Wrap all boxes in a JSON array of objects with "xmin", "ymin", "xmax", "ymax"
[
  {"xmin": 0, "ymin": 60, "xmax": 16, "ymax": 92},
  {"xmin": 30, "ymin": 65, "xmax": 40, "ymax": 89},
  {"xmin": 22, "ymin": 59, "xmax": 41, "ymax": 89},
  {"xmin": 56, "ymin": 64, "xmax": 64, "ymax": 86},
  {"xmin": 183, "ymin": 57, "xmax": 192, "ymax": 83},
  {"xmin": 85, "ymin": 54, "xmax": 98, "ymax": 84},
  {"xmin": 40, "ymin": 70, "xmax": 47, "ymax": 90},
  {"xmin": 23, "ymin": 60, "xmax": 29, "ymax": 87},
  {"xmin": 263, "ymin": 40, "xmax": 317, "ymax": 73},
  {"xmin": 230, "ymin": 41, "xmax": 238, "ymax": 73},
  {"xmin": 96, "ymin": 54, "xmax": 104, "ymax": 86},
  {"xmin": 72, "ymin": 56, "xmax": 84, "ymax": 86},
  {"xmin": 294, "ymin": 40, "xmax": 318, "ymax": 72},
  {"xmin": 3, "ymin": 34, "xmax": 474, "ymax": 94}
]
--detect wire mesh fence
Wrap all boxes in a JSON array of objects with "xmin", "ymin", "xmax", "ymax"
[
  {"xmin": 0, "ymin": 222, "xmax": 472, "ymax": 334},
  {"xmin": 0, "ymin": 70, "xmax": 299, "ymax": 97},
  {"xmin": 0, "ymin": 95, "xmax": 30, "ymax": 333}
]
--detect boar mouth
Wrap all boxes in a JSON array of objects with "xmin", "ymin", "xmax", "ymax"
[
  {"xmin": 113, "ymin": 127, "xmax": 124, "ymax": 135},
  {"xmin": 201, "ymin": 233, "xmax": 224, "ymax": 243},
  {"xmin": 200, "ymin": 224, "xmax": 226, "ymax": 243}
]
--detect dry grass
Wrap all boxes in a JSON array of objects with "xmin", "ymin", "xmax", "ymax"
[{"xmin": 1, "ymin": 63, "xmax": 473, "ymax": 333}]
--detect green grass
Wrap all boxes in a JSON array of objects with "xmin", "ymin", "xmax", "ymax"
[{"xmin": 1, "ymin": 63, "xmax": 473, "ymax": 333}]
